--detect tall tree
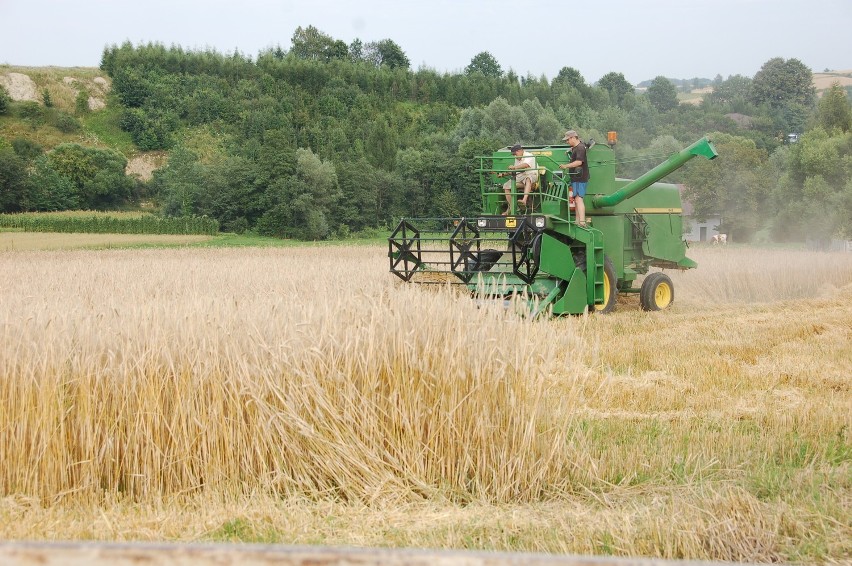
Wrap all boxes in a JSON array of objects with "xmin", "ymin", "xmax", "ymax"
[
  {"xmin": 597, "ymin": 72, "xmax": 634, "ymax": 107},
  {"xmin": 707, "ymin": 74, "xmax": 752, "ymax": 105},
  {"xmin": 749, "ymin": 57, "xmax": 815, "ymax": 110},
  {"xmin": 0, "ymin": 147, "xmax": 29, "ymax": 212},
  {"xmin": 554, "ymin": 67, "xmax": 586, "ymax": 91},
  {"xmin": 646, "ymin": 76, "xmax": 679, "ymax": 112},
  {"xmin": 290, "ymin": 26, "xmax": 348, "ymax": 62},
  {"xmin": 465, "ymin": 52, "xmax": 502, "ymax": 78},
  {"xmin": 816, "ymin": 82, "xmax": 852, "ymax": 133},
  {"xmin": 366, "ymin": 39, "xmax": 410, "ymax": 69}
]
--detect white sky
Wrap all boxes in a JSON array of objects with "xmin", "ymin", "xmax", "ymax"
[{"xmin": 1, "ymin": 0, "xmax": 850, "ymax": 84}]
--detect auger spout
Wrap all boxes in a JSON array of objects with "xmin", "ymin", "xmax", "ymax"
[{"xmin": 591, "ymin": 137, "xmax": 718, "ymax": 209}]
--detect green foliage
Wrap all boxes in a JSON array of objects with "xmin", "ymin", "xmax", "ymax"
[
  {"xmin": 0, "ymin": 85, "xmax": 11, "ymax": 115},
  {"xmin": 707, "ymin": 74, "xmax": 752, "ymax": 105},
  {"xmin": 597, "ymin": 72, "xmax": 634, "ymax": 108},
  {"xmin": 0, "ymin": 147, "xmax": 29, "ymax": 212},
  {"xmin": 774, "ymin": 128, "xmax": 852, "ymax": 239},
  {"xmin": 681, "ymin": 133, "xmax": 773, "ymax": 242},
  {"xmin": 465, "ymin": 52, "xmax": 503, "ymax": 78},
  {"xmin": 25, "ymin": 156, "xmax": 79, "ymax": 211},
  {"xmin": 152, "ymin": 145, "xmax": 207, "ymax": 216},
  {"xmin": 47, "ymin": 144, "xmax": 134, "ymax": 209},
  {"xmin": 749, "ymin": 57, "xmax": 815, "ymax": 110},
  {"xmin": 554, "ymin": 67, "xmax": 586, "ymax": 91},
  {"xmin": 816, "ymin": 82, "xmax": 852, "ymax": 133},
  {"xmin": 369, "ymin": 39, "xmax": 410, "ymax": 70},
  {"xmin": 119, "ymin": 107, "xmax": 175, "ymax": 150},
  {"xmin": 366, "ymin": 118, "xmax": 399, "ymax": 171},
  {"xmin": 41, "ymin": 88, "xmax": 53, "ymax": 108},
  {"xmin": 54, "ymin": 112, "xmax": 81, "ymax": 134},
  {"xmin": 16, "ymin": 101, "xmax": 45, "ymax": 127},
  {"xmin": 290, "ymin": 26, "xmax": 348, "ymax": 62},
  {"xmin": 75, "ymin": 89, "xmax": 91, "ymax": 115},
  {"xmin": 646, "ymin": 76, "xmax": 678, "ymax": 113},
  {"xmin": 11, "ymin": 137, "xmax": 43, "ymax": 162},
  {"xmin": 2, "ymin": 42, "xmax": 835, "ymax": 242}
]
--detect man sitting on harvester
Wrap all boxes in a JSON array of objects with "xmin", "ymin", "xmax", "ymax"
[{"xmin": 500, "ymin": 144, "xmax": 538, "ymax": 214}]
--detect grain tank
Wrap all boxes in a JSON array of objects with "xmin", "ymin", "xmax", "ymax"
[{"xmin": 388, "ymin": 135, "xmax": 718, "ymax": 314}]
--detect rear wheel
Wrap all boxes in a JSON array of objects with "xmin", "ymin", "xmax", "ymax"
[{"xmin": 640, "ymin": 272, "xmax": 674, "ymax": 311}]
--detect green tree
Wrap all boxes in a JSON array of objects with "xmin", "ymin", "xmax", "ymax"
[
  {"xmin": 153, "ymin": 146, "xmax": 208, "ymax": 216},
  {"xmin": 816, "ymin": 82, "xmax": 852, "ymax": 133},
  {"xmin": 707, "ymin": 74, "xmax": 752, "ymax": 105},
  {"xmin": 0, "ymin": 85, "xmax": 11, "ymax": 115},
  {"xmin": 465, "ymin": 52, "xmax": 502, "ymax": 78},
  {"xmin": 0, "ymin": 147, "xmax": 30, "ymax": 212},
  {"xmin": 48, "ymin": 144, "xmax": 133, "ymax": 209},
  {"xmin": 11, "ymin": 138, "xmax": 43, "ymax": 162},
  {"xmin": 646, "ymin": 76, "xmax": 679, "ymax": 112},
  {"xmin": 681, "ymin": 133, "xmax": 772, "ymax": 242},
  {"xmin": 749, "ymin": 57, "xmax": 815, "ymax": 110},
  {"xmin": 26, "ymin": 155, "xmax": 79, "ymax": 211},
  {"xmin": 597, "ymin": 72, "xmax": 634, "ymax": 108},
  {"xmin": 290, "ymin": 26, "xmax": 348, "ymax": 62},
  {"xmin": 75, "ymin": 89, "xmax": 90, "ymax": 115},
  {"xmin": 366, "ymin": 118, "xmax": 399, "ymax": 171},
  {"xmin": 41, "ymin": 88, "xmax": 53, "ymax": 108},
  {"xmin": 554, "ymin": 67, "xmax": 586, "ymax": 91},
  {"xmin": 366, "ymin": 39, "xmax": 410, "ymax": 69}
]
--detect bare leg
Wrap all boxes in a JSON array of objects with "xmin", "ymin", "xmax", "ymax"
[
  {"xmin": 518, "ymin": 179, "xmax": 531, "ymax": 206},
  {"xmin": 576, "ymin": 196, "xmax": 586, "ymax": 225},
  {"xmin": 503, "ymin": 179, "xmax": 513, "ymax": 214}
]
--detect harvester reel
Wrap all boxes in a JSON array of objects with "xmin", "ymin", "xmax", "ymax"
[
  {"xmin": 388, "ymin": 220, "xmax": 423, "ymax": 282},
  {"xmin": 508, "ymin": 219, "xmax": 540, "ymax": 284},
  {"xmin": 449, "ymin": 219, "xmax": 481, "ymax": 283}
]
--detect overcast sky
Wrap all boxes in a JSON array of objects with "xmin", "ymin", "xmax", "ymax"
[{"xmin": 1, "ymin": 0, "xmax": 849, "ymax": 84}]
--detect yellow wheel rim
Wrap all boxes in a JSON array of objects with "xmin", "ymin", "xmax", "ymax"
[{"xmin": 654, "ymin": 281, "xmax": 672, "ymax": 309}]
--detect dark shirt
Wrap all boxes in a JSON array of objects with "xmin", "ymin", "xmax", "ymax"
[{"xmin": 569, "ymin": 143, "xmax": 589, "ymax": 183}]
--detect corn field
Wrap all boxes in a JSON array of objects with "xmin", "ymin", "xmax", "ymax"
[
  {"xmin": 0, "ymin": 211, "xmax": 218, "ymax": 235},
  {"xmin": 0, "ymin": 244, "xmax": 850, "ymax": 563}
]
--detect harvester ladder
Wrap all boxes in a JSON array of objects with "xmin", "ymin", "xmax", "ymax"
[{"xmin": 588, "ymin": 228, "xmax": 605, "ymax": 306}]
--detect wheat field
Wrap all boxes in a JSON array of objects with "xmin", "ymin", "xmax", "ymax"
[{"xmin": 0, "ymin": 244, "xmax": 850, "ymax": 563}]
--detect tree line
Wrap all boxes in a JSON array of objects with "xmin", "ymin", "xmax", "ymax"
[{"xmin": 1, "ymin": 26, "xmax": 850, "ymax": 241}]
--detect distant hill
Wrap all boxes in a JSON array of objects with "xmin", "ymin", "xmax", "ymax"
[{"xmin": 812, "ymin": 69, "xmax": 852, "ymax": 93}]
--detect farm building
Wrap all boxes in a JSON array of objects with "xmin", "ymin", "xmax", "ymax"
[{"xmin": 679, "ymin": 185, "xmax": 722, "ymax": 243}]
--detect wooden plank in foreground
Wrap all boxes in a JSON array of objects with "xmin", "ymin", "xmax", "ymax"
[{"xmin": 0, "ymin": 541, "xmax": 754, "ymax": 566}]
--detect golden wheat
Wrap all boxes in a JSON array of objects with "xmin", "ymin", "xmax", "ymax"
[{"xmin": 0, "ymin": 245, "xmax": 849, "ymax": 562}]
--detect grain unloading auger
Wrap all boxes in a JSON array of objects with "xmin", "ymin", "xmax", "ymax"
[{"xmin": 388, "ymin": 136, "xmax": 718, "ymax": 315}]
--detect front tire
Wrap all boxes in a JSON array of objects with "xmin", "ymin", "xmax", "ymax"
[
  {"xmin": 640, "ymin": 272, "xmax": 674, "ymax": 311},
  {"xmin": 595, "ymin": 257, "xmax": 618, "ymax": 313}
]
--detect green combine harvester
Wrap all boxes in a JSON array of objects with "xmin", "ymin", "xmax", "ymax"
[{"xmin": 388, "ymin": 134, "xmax": 719, "ymax": 315}]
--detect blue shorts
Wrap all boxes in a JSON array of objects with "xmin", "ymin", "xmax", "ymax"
[{"xmin": 572, "ymin": 182, "xmax": 588, "ymax": 198}]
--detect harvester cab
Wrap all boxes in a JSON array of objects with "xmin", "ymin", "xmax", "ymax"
[{"xmin": 388, "ymin": 135, "xmax": 718, "ymax": 315}]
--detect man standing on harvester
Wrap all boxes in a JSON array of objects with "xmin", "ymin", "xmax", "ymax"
[{"xmin": 559, "ymin": 130, "xmax": 589, "ymax": 226}]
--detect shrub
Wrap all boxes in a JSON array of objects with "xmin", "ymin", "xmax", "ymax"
[
  {"xmin": 11, "ymin": 138, "xmax": 43, "ymax": 162},
  {"xmin": 17, "ymin": 101, "xmax": 44, "ymax": 126},
  {"xmin": 0, "ymin": 85, "xmax": 11, "ymax": 115},
  {"xmin": 41, "ymin": 88, "xmax": 53, "ymax": 108},
  {"xmin": 54, "ymin": 112, "xmax": 82, "ymax": 134},
  {"xmin": 75, "ymin": 89, "xmax": 91, "ymax": 115}
]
